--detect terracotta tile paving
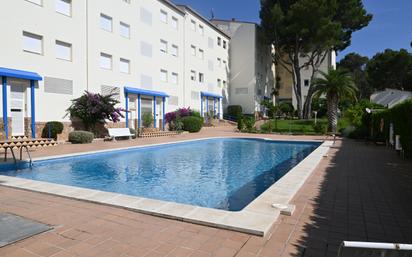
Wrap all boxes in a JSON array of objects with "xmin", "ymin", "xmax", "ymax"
[{"xmin": 0, "ymin": 127, "xmax": 411, "ymax": 256}]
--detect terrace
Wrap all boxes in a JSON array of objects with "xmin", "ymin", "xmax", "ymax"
[{"xmin": 0, "ymin": 126, "xmax": 411, "ymax": 257}]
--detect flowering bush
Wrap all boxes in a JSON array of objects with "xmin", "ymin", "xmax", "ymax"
[
  {"xmin": 166, "ymin": 107, "xmax": 202, "ymax": 131},
  {"xmin": 66, "ymin": 91, "xmax": 125, "ymax": 133}
]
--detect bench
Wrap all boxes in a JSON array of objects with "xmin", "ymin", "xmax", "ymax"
[{"xmin": 107, "ymin": 128, "xmax": 133, "ymax": 141}]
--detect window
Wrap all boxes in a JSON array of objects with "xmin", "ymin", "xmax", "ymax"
[
  {"xmin": 217, "ymin": 37, "xmax": 221, "ymax": 46},
  {"xmin": 26, "ymin": 0, "xmax": 42, "ymax": 6},
  {"xmin": 190, "ymin": 70, "xmax": 196, "ymax": 81},
  {"xmin": 101, "ymin": 85, "xmax": 120, "ymax": 100},
  {"xmin": 171, "ymin": 73, "xmax": 178, "ymax": 84},
  {"xmin": 160, "ymin": 69, "xmax": 168, "ymax": 82},
  {"xmin": 223, "ymin": 40, "xmax": 227, "ymax": 49},
  {"xmin": 56, "ymin": 0, "xmax": 71, "ymax": 16},
  {"xmin": 122, "ymin": 0, "xmax": 130, "ymax": 3},
  {"xmin": 304, "ymin": 79, "xmax": 310, "ymax": 86},
  {"xmin": 223, "ymin": 60, "xmax": 227, "ymax": 66},
  {"xmin": 217, "ymin": 58, "xmax": 222, "ymax": 67},
  {"xmin": 198, "ymin": 49, "xmax": 204, "ymax": 59},
  {"xmin": 160, "ymin": 10, "xmax": 168, "ymax": 23},
  {"xmin": 100, "ymin": 53, "xmax": 112, "ymax": 70},
  {"xmin": 199, "ymin": 73, "xmax": 204, "ymax": 83},
  {"xmin": 120, "ymin": 58, "xmax": 130, "ymax": 73},
  {"xmin": 100, "ymin": 14, "xmax": 113, "ymax": 32},
  {"xmin": 190, "ymin": 20, "xmax": 196, "ymax": 31},
  {"xmin": 208, "ymin": 37, "xmax": 214, "ymax": 49},
  {"xmin": 191, "ymin": 45, "xmax": 196, "ymax": 56},
  {"xmin": 120, "ymin": 22, "xmax": 130, "ymax": 38},
  {"xmin": 23, "ymin": 31, "xmax": 43, "ymax": 54},
  {"xmin": 223, "ymin": 80, "xmax": 227, "ymax": 88},
  {"xmin": 160, "ymin": 40, "xmax": 168, "ymax": 53},
  {"xmin": 171, "ymin": 17, "xmax": 178, "ymax": 29},
  {"xmin": 55, "ymin": 40, "xmax": 72, "ymax": 61},
  {"xmin": 171, "ymin": 45, "xmax": 178, "ymax": 57},
  {"xmin": 199, "ymin": 25, "xmax": 204, "ymax": 36},
  {"xmin": 217, "ymin": 79, "xmax": 222, "ymax": 87}
]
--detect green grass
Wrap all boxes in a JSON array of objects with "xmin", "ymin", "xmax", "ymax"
[{"xmin": 260, "ymin": 117, "xmax": 349, "ymax": 134}]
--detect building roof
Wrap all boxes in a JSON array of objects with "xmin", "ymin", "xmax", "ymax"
[
  {"xmin": 176, "ymin": 5, "xmax": 230, "ymax": 39},
  {"xmin": 210, "ymin": 18, "xmax": 259, "ymax": 26},
  {"xmin": 0, "ymin": 67, "xmax": 42, "ymax": 81},
  {"xmin": 370, "ymin": 89, "xmax": 412, "ymax": 108},
  {"xmin": 158, "ymin": 0, "xmax": 185, "ymax": 16},
  {"xmin": 124, "ymin": 87, "xmax": 169, "ymax": 98}
]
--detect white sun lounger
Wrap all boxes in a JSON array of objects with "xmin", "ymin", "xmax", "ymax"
[
  {"xmin": 337, "ymin": 241, "xmax": 412, "ymax": 257},
  {"xmin": 107, "ymin": 128, "xmax": 133, "ymax": 141}
]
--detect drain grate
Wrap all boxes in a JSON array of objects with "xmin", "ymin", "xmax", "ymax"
[{"xmin": 0, "ymin": 213, "xmax": 52, "ymax": 247}]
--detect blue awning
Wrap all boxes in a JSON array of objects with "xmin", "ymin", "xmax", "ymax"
[
  {"xmin": 124, "ymin": 87, "xmax": 169, "ymax": 98},
  {"xmin": 201, "ymin": 91, "xmax": 223, "ymax": 99},
  {"xmin": 0, "ymin": 67, "xmax": 42, "ymax": 81}
]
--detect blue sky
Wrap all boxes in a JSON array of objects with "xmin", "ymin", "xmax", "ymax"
[{"xmin": 175, "ymin": 0, "xmax": 412, "ymax": 61}]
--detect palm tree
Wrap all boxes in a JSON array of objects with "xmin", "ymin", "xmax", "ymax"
[{"xmin": 312, "ymin": 69, "xmax": 357, "ymax": 133}]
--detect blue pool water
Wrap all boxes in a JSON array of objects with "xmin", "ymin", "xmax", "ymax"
[{"xmin": 0, "ymin": 138, "xmax": 320, "ymax": 211}]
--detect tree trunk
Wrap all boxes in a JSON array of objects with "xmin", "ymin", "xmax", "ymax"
[
  {"xmin": 327, "ymin": 94, "xmax": 338, "ymax": 133},
  {"xmin": 293, "ymin": 60, "xmax": 303, "ymax": 118},
  {"xmin": 302, "ymin": 86, "xmax": 315, "ymax": 119}
]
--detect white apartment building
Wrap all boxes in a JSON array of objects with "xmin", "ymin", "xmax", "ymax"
[
  {"xmin": 0, "ymin": 0, "xmax": 229, "ymax": 139},
  {"xmin": 212, "ymin": 19, "xmax": 276, "ymax": 115}
]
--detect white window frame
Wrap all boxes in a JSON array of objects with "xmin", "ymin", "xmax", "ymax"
[
  {"xmin": 190, "ymin": 70, "xmax": 196, "ymax": 81},
  {"xmin": 55, "ymin": 40, "xmax": 72, "ymax": 61},
  {"xmin": 120, "ymin": 58, "xmax": 130, "ymax": 74},
  {"xmin": 25, "ymin": 0, "xmax": 42, "ymax": 6},
  {"xmin": 217, "ymin": 79, "xmax": 222, "ymax": 87},
  {"xmin": 160, "ymin": 69, "xmax": 168, "ymax": 82},
  {"xmin": 100, "ymin": 13, "xmax": 113, "ymax": 32},
  {"xmin": 55, "ymin": 0, "xmax": 71, "ymax": 17},
  {"xmin": 171, "ymin": 44, "xmax": 178, "ymax": 57},
  {"xmin": 171, "ymin": 72, "xmax": 178, "ymax": 84},
  {"xmin": 100, "ymin": 52, "xmax": 112, "ymax": 70},
  {"xmin": 190, "ymin": 20, "xmax": 196, "ymax": 31},
  {"xmin": 191, "ymin": 45, "xmax": 196, "ymax": 56},
  {"xmin": 217, "ymin": 58, "xmax": 222, "ymax": 67},
  {"xmin": 199, "ymin": 73, "xmax": 204, "ymax": 83},
  {"xmin": 199, "ymin": 25, "xmax": 204, "ymax": 36},
  {"xmin": 160, "ymin": 40, "xmax": 168, "ymax": 54},
  {"xmin": 119, "ymin": 22, "xmax": 130, "ymax": 38},
  {"xmin": 217, "ymin": 37, "xmax": 221, "ymax": 46},
  {"xmin": 223, "ymin": 40, "xmax": 227, "ymax": 49},
  {"xmin": 198, "ymin": 49, "xmax": 204, "ymax": 59},
  {"xmin": 171, "ymin": 16, "xmax": 178, "ymax": 30},
  {"xmin": 160, "ymin": 10, "xmax": 168, "ymax": 23},
  {"xmin": 22, "ymin": 31, "xmax": 43, "ymax": 55}
]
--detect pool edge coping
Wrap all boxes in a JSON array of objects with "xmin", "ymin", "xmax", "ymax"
[{"xmin": 0, "ymin": 137, "xmax": 332, "ymax": 237}]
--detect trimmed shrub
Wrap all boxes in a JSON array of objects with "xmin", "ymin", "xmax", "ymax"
[
  {"xmin": 237, "ymin": 116, "xmax": 244, "ymax": 131},
  {"xmin": 41, "ymin": 121, "xmax": 64, "ymax": 139},
  {"xmin": 68, "ymin": 131, "xmax": 94, "ymax": 144},
  {"xmin": 227, "ymin": 105, "xmax": 243, "ymax": 120},
  {"xmin": 181, "ymin": 116, "xmax": 203, "ymax": 133},
  {"xmin": 312, "ymin": 122, "xmax": 326, "ymax": 134},
  {"xmin": 278, "ymin": 102, "xmax": 294, "ymax": 115},
  {"xmin": 142, "ymin": 112, "xmax": 153, "ymax": 128},
  {"xmin": 243, "ymin": 116, "xmax": 256, "ymax": 132}
]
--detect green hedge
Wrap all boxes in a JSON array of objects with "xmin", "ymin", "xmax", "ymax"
[
  {"xmin": 68, "ymin": 131, "xmax": 94, "ymax": 144},
  {"xmin": 41, "ymin": 121, "xmax": 64, "ymax": 139},
  {"xmin": 181, "ymin": 116, "xmax": 203, "ymax": 133},
  {"xmin": 372, "ymin": 100, "xmax": 412, "ymax": 157},
  {"xmin": 227, "ymin": 105, "xmax": 242, "ymax": 120}
]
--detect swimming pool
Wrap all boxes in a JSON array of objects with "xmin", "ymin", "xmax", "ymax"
[{"xmin": 0, "ymin": 138, "xmax": 320, "ymax": 211}]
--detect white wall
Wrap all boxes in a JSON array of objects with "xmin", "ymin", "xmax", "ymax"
[
  {"xmin": 0, "ymin": 0, "xmax": 230, "ymax": 129},
  {"xmin": 0, "ymin": 0, "xmax": 87, "ymax": 122}
]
